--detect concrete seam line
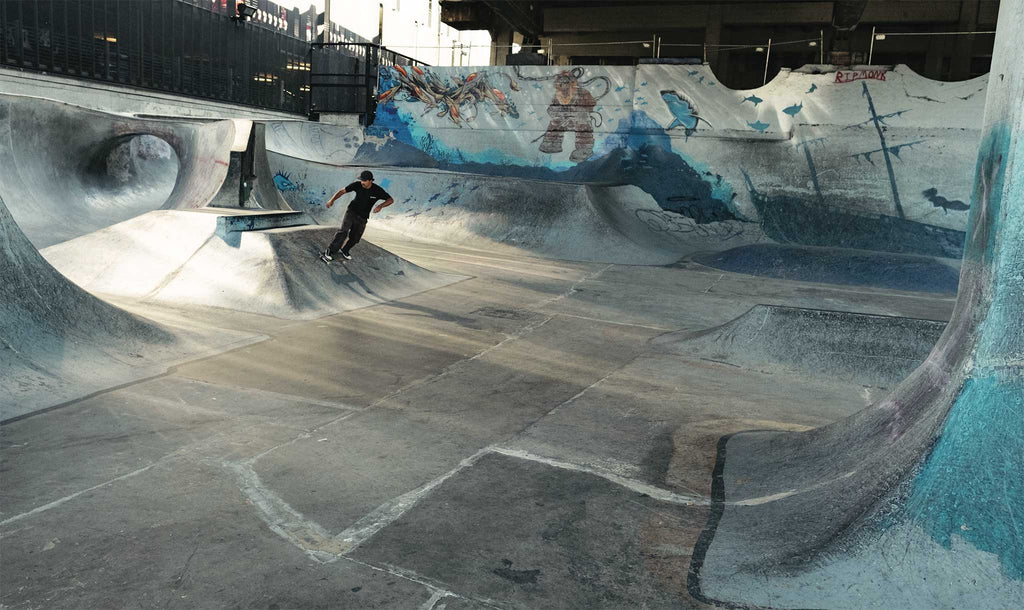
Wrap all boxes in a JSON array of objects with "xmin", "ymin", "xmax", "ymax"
[
  {"xmin": 220, "ymin": 448, "xmax": 488, "ymax": 561},
  {"xmin": 465, "ymin": 315, "xmax": 553, "ymax": 363},
  {"xmin": 361, "ymin": 314, "xmax": 555, "ymax": 411},
  {"xmin": 342, "ymin": 557, "xmax": 505, "ymax": 610},
  {"xmin": 225, "ymin": 309, "xmax": 555, "ymax": 509},
  {"xmin": 490, "ymin": 447, "xmax": 709, "ymax": 506},
  {"xmin": 332, "ymin": 448, "xmax": 493, "ymax": 552},
  {"xmin": 399, "ymin": 252, "xmax": 580, "ymax": 279},
  {"xmin": 220, "ymin": 459, "xmax": 346, "ymax": 564},
  {"xmin": 703, "ymin": 273, "xmax": 726, "ymax": 294},
  {"xmin": 549, "ymin": 311, "xmax": 674, "ymax": 332},
  {"xmin": 242, "ymin": 409, "xmax": 361, "ymax": 464},
  {"xmin": 0, "ymin": 452, "xmax": 179, "ymax": 527},
  {"xmin": 165, "ymin": 376, "xmax": 363, "ymax": 411},
  {"xmin": 521, "ymin": 367, "xmax": 620, "ymax": 428},
  {"xmin": 419, "ymin": 590, "xmax": 448, "ymax": 610},
  {"xmin": 141, "ymin": 233, "xmax": 219, "ymax": 301},
  {"xmin": 381, "ymin": 244, "xmax": 579, "ymax": 270},
  {"xmin": 527, "ymin": 263, "xmax": 614, "ymax": 310}
]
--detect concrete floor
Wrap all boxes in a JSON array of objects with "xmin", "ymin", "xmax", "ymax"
[{"xmin": 0, "ymin": 235, "xmax": 956, "ymax": 609}]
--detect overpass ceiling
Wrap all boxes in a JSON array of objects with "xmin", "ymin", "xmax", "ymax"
[
  {"xmin": 441, "ymin": 1, "xmax": 992, "ymax": 34},
  {"xmin": 441, "ymin": 1, "xmax": 840, "ymax": 33}
]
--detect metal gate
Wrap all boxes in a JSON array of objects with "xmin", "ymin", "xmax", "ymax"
[{"xmin": 308, "ymin": 42, "xmax": 423, "ymax": 124}]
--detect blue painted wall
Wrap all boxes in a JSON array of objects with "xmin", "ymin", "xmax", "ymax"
[{"xmin": 360, "ymin": 63, "xmax": 988, "ymax": 258}]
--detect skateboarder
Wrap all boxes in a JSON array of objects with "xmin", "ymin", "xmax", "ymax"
[{"xmin": 321, "ymin": 170, "xmax": 394, "ymax": 262}]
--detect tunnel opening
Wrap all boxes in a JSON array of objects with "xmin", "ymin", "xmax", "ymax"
[{"xmin": 83, "ymin": 134, "xmax": 180, "ymax": 212}]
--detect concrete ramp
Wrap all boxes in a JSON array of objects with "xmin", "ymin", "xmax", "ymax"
[
  {"xmin": 265, "ymin": 120, "xmax": 362, "ymax": 165},
  {"xmin": 690, "ymin": 5, "xmax": 1024, "ymax": 607},
  {"xmin": 653, "ymin": 305, "xmax": 947, "ymax": 388},
  {"xmin": 695, "ymin": 243, "xmax": 962, "ymax": 293},
  {"xmin": 268, "ymin": 158, "xmax": 763, "ymax": 264},
  {"xmin": 0, "ymin": 195, "xmax": 255, "ymax": 421},
  {"xmin": 43, "ymin": 209, "xmax": 464, "ymax": 319},
  {"xmin": 0, "ymin": 94, "xmax": 236, "ymax": 248}
]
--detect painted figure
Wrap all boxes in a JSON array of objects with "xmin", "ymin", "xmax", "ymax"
[
  {"xmin": 321, "ymin": 170, "xmax": 394, "ymax": 262},
  {"xmin": 539, "ymin": 69, "xmax": 597, "ymax": 162},
  {"xmin": 922, "ymin": 187, "xmax": 970, "ymax": 213}
]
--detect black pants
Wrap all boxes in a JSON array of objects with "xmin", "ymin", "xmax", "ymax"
[{"xmin": 327, "ymin": 210, "xmax": 367, "ymax": 255}]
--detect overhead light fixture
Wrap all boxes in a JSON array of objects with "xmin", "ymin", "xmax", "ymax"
[
  {"xmin": 233, "ymin": 0, "xmax": 257, "ymax": 22},
  {"xmin": 808, "ymin": 41, "xmax": 817, "ymax": 47},
  {"xmin": 755, "ymin": 47, "xmax": 765, "ymax": 53},
  {"xmin": 642, "ymin": 42, "xmax": 651, "ymax": 48},
  {"xmin": 875, "ymin": 33, "xmax": 886, "ymax": 40},
  {"xmin": 537, "ymin": 48, "xmax": 545, "ymax": 54}
]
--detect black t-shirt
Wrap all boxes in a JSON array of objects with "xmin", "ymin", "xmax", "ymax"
[{"xmin": 344, "ymin": 182, "xmax": 391, "ymax": 219}]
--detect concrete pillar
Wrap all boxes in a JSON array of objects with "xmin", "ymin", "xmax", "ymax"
[
  {"xmin": 924, "ymin": 33, "xmax": 946, "ymax": 80},
  {"xmin": 704, "ymin": 4, "xmax": 723, "ymax": 72},
  {"xmin": 951, "ymin": 0, "xmax": 981, "ymax": 79},
  {"xmin": 489, "ymin": 26, "xmax": 514, "ymax": 66}
]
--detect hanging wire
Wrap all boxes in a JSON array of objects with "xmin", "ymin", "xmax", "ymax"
[
  {"xmin": 394, "ymin": 37, "xmax": 824, "ymax": 52},
  {"xmin": 874, "ymin": 30, "xmax": 996, "ymax": 36},
  {"xmin": 382, "ymin": 30, "xmax": 996, "ymax": 54},
  {"xmin": 661, "ymin": 37, "xmax": 821, "ymax": 50},
  {"xmin": 387, "ymin": 40, "xmax": 656, "ymax": 50}
]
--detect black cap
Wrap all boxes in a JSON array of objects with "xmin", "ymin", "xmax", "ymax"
[{"xmin": 359, "ymin": 170, "xmax": 374, "ymax": 181}]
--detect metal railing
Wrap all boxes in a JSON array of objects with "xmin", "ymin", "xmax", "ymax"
[
  {"xmin": 0, "ymin": 0, "xmax": 371, "ymax": 115},
  {"xmin": 308, "ymin": 42, "xmax": 424, "ymax": 124}
]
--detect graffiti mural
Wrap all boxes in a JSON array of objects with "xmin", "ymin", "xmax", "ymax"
[
  {"xmin": 265, "ymin": 121, "xmax": 361, "ymax": 165},
  {"xmin": 835, "ymin": 68, "xmax": 889, "ymax": 83},
  {"xmin": 379, "ymin": 65, "xmax": 520, "ymax": 126},
  {"xmin": 366, "ymin": 62, "xmax": 987, "ymax": 257},
  {"xmin": 510, "ymin": 66, "xmax": 611, "ymax": 162},
  {"xmin": 273, "ymin": 171, "xmax": 300, "ymax": 191}
]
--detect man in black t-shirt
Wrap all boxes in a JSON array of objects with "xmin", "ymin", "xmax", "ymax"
[{"xmin": 321, "ymin": 170, "xmax": 394, "ymax": 262}]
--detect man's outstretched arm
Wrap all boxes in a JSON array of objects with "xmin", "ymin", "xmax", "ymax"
[
  {"xmin": 325, "ymin": 187, "xmax": 348, "ymax": 208},
  {"xmin": 373, "ymin": 197, "xmax": 395, "ymax": 213}
]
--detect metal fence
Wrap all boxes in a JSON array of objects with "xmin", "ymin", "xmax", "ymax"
[
  {"xmin": 0, "ymin": 0, "xmax": 376, "ymax": 115},
  {"xmin": 308, "ymin": 42, "xmax": 423, "ymax": 123}
]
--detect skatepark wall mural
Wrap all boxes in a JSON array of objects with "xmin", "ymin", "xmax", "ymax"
[{"xmin": 318, "ymin": 62, "xmax": 986, "ymax": 259}]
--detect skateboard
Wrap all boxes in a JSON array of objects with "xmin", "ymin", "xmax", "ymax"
[{"xmin": 319, "ymin": 249, "xmax": 351, "ymax": 264}]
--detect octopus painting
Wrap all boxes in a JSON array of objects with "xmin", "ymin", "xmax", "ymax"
[{"xmin": 378, "ymin": 65, "xmax": 519, "ymax": 127}]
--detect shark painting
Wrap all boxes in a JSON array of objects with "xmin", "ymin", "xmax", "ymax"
[
  {"xmin": 747, "ymin": 120, "xmax": 770, "ymax": 132},
  {"xmin": 660, "ymin": 90, "xmax": 713, "ymax": 135},
  {"xmin": 783, "ymin": 101, "xmax": 804, "ymax": 116},
  {"xmin": 741, "ymin": 95, "xmax": 764, "ymax": 106}
]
